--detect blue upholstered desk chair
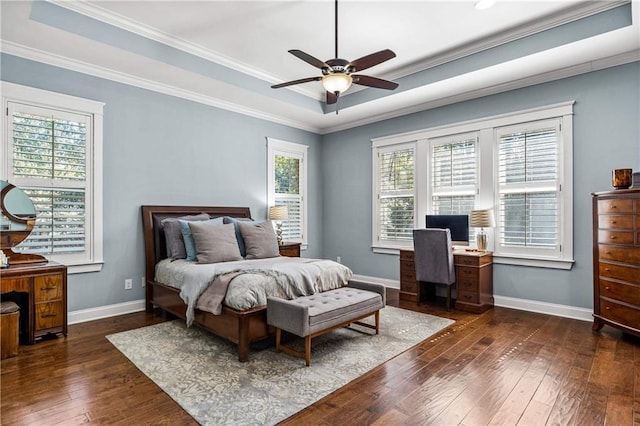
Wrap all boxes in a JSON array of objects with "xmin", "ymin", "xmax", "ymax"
[{"xmin": 412, "ymin": 228, "xmax": 456, "ymax": 311}]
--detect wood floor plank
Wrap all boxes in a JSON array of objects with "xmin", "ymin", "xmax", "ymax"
[{"xmin": 2, "ymin": 291, "xmax": 638, "ymax": 426}]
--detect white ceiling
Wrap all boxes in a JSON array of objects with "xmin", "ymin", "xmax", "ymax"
[{"xmin": 1, "ymin": 0, "xmax": 639, "ymax": 133}]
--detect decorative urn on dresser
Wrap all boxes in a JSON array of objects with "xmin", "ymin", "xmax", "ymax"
[{"xmin": 592, "ymin": 187, "xmax": 640, "ymax": 336}]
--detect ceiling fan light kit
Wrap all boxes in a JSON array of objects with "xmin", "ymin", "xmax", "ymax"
[{"xmin": 271, "ymin": 0, "xmax": 398, "ymax": 113}]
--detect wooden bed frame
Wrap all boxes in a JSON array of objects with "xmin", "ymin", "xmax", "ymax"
[{"xmin": 141, "ymin": 205, "xmax": 273, "ymax": 362}]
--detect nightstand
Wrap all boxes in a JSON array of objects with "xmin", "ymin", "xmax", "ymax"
[{"xmin": 279, "ymin": 242, "xmax": 301, "ymax": 257}]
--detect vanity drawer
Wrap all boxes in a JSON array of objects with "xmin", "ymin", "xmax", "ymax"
[
  {"xmin": 0, "ymin": 277, "xmax": 30, "ymax": 293},
  {"xmin": 598, "ymin": 230, "xmax": 635, "ymax": 245},
  {"xmin": 598, "ymin": 215, "xmax": 635, "ymax": 230},
  {"xmin": 35, "ymin": 301, "xmax": 64, "ymax": 330},
  {"xmin": 599, "ymin": 245, "xmax": 640, "ymax": 265},
  {"xmin": 598, "ymin": 198, "xmax": 634, "ymax": 214},
  {"xmin": 34, "ymin": 274, "xmax": 64, "ymax": 302},
  {"xmin": 599, "ymin": 262, "xmax": 640, "ymax": 285}
]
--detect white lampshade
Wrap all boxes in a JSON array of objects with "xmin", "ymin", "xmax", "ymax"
[
  {"xmin": 469, "ymin": 209, "xmax": 495, "ymax": 228},
  {"xmin": 268, "ymin": 206, "xmax": 289, "ymax": 221},
  {"xmin": 322, "ymin": 73, "xmax": 352, "ymax": 94}
]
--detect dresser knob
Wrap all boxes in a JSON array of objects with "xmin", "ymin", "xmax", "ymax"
[
  {"xmin": 605, "ymin": 306, "xmax": 611, "ymax": 310},
  {"xmin": 605, "ymin": 268, "xmax": 611, "ymax": 272},
  {"xmin": 610, "ymin": 236, "xmax": 617, "ymax": 240},
  {"xmin": 605, "ymin": 286, "xmax": 611, "ymax": 290}
]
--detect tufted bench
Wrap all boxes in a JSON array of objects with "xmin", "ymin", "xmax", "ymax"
[{"xmin": 267, "ymin": 280, "xmax": 385, "ymax": 366}]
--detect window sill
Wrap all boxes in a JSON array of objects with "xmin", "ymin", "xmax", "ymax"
[
  {"xmin": 493, "ymin": 255, "xmax": 574, "ymax": 270},
  {"xmin": 65, "ymin": 261, "xmax": 104, "ymax": 274}
]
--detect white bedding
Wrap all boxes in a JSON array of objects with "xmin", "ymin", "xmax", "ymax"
[{"xmin": 155, "ymin": 256, "xmax": 353, "ymax": 325}]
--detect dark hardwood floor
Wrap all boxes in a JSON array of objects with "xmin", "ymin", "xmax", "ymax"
[{"xmin": 2, "ymin": 290, "xmax": 638, "ymax": 425}]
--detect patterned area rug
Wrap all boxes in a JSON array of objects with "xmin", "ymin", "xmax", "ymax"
[{"xmin": 107, "ymin": 306, "xmax": 454, "ymax": 425}]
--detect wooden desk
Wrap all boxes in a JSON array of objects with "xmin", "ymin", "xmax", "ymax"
[
  {"xmin": 399, "ymin": 249, "xmax": 493, "ymax": 313},
  {"xmin": 0, "ymin": 261, "xmax": 67, "ymax": 343}
]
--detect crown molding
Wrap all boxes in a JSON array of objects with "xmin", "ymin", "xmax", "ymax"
[{"xmin": 0, "ymin": 40, "xmax": 320, "ymax": 134}]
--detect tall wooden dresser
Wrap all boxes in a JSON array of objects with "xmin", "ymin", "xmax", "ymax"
[{"xmin": 592, "ymin": 188, "xmax": 640, "ymax": 336}]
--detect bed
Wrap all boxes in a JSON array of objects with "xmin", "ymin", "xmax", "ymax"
[{"xmin": 141, "ymin": 205, "xmax": 351, "ymax": 362}]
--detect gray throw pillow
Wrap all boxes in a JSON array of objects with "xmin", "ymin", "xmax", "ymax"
[
  {"xmin": 161, "ymin": 213, "xmax": 210, "ymax": 259},
  {"xmin": 189, "ymin": 222, "xmax": 242, "ymax": 264},
  {"xmin": 237, "ymin": 221, "xmax": 280, "ymax": 260}
]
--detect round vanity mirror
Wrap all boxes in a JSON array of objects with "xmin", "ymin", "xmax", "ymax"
[{"xmin": 1, "ymin": 181, "xmax": 45, "ymax": 265}]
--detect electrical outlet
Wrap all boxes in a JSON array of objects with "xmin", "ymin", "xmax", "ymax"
[
  {"xmin": 125, "ymin": 278, "xmax": 133, "ymax": 290},
  {"xmin": 336, "ymin": 256, "xmax": 341, "ymax": 264},
  {"xmin": 141, "ymin": 276, "xmax": 146, "ymax": 288}
]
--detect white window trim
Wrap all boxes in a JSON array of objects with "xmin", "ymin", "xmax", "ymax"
[
  {"xmin": 266, "ymin": 137, "xmax": 308, "ymax": 249},
  {"xmin": 1, "ymin": 81, "xmax": 104, "ymax": 274},
  {"xmin": 371, "ymin": 101, "xmax": 575, "ymax": 269},
  {"xmin": 371, "ymin": 141, "xmax": 417, "ymax": 250}
]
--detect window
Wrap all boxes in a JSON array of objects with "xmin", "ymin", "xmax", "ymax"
[
  {"xmin": 1, "ymin": 82, "xmax": 104, "ymax": 273},
  {"xmin": 267, "ymin": 138, "xmax": 307, "ymax": 246},
  {"xmin": 372, "ymin": 101, "xmax": 574, "ymax": 269},
  {"xmin": 496, "ymin": 120, "xmax": 562, "ymax": 258},
  {"xmin": 430, "ymin": 133, "xmax": 478, "ymax": 216}
]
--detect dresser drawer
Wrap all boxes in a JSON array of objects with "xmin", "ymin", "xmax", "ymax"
[
  {"xmin": 599, "ymin": 245, "xmax": 640, "ymax": 265},
  {"xmin": 34, "ymin": 274, "xmax": 64, "ymax": 302},
  {"xmin": 600, "ymin": 279, "xmax": 640, "ymax": 307},
  {"xmin": 457, "ymin": 290, "xmax": 480, "ymax": 304},
  {"xmin": 456, "ymin": 266, "xmax": 479, "ymax": 281},
  {"xmin": 400, "ymin": 260, "xmax": 417, "ymax": 282},
  {"xmin": 598, "ymin": 215, "xmax": 635, "ymax": 230},
  {"xmin": 400, "ymin": 250, "xmax": 414, "ymax": 261},
  {"xmin": 598, "ymin": 198, "xmax": 634, "ymax": 214},
  {"xmin": 35, "ymin": 301, "xmax": 64, "ymax": 330},
  {"xmin": 599, "ymin": 262, "xmax": 640, "ymax": 285},
  {"xmin": 598, "ymin": 230, "xmax": 635, "ymax": 245},
  {"xmin": 599, "ymin": 298, "xmax": 640, "ymax": 327}
]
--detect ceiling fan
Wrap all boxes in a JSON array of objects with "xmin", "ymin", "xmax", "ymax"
[{"xmin": 271, "ymin": 0, "xmax": 399, "ymax": 111}]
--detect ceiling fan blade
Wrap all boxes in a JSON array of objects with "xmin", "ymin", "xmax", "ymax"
[
  {"xmin": 326, "ymin": 91, "xmax": 338, "ymax": 104},
  {"xmin": 289, "ymin": 50, "xmax": 330, "ymax": 69},
  {"xmin": 271, "ymin": 76, "xmax": 322, "ymax": 89},
  {"xmin": 352, "ymin": 75, "xmax": 399, "ymax": 90},
  {"xmin": 348, "ymin": 49, "xmax": 396, "ymax": 72}
]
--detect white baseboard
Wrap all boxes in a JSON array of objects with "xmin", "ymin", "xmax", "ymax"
[
  {"xmin": 352, "ymin": 274, "xmax": 400, "ymax": 289},
  {"xmin": 68, "ymin": 299, "xmax": 146, "ymax": 325},
  {"xmin": 494, "ymin": 295, "xmax": 592, "ymax": 322},
  {"xmin": 351, "ymin": 275, "xmax": 592, "ymax": 322}
]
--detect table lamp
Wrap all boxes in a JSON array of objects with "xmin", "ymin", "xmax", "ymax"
[
  {"xmin": 268, "ymin": 205, "xmax": 289, "ymax": 245},
  {"xmin": 470, "ymin": 209, "xmax": 495, "ymax": 252}
]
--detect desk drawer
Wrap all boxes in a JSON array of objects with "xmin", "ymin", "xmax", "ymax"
[
  {"xmin": 400, "ymin": 261, "xmax": 416, "ymax": 282},
  {"xmin": 1, "ymin": 277, "xmax": 30, "ymax": 293},
  {"xmin": 35, "ymin": 301, "xmax": 64, "ymax": 330},
  {"xmin": 400, "ymin": 250, "xmax": 414, "ymax": 261},
  {"xmin": 457, "ymin": 277, "xmax": 478, "ymax": 292},
  {"xmin": 34, "ymin": 275, "xmax": 63, "ymax": 302},
  {"xmin": 457, "ymin": 290, "xmax": 479, "ymax": 304},
  {"xmin": 456, "ymin": 266, "xmax": 479, "ymax": 281}
]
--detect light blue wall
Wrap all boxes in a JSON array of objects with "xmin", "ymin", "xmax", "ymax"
[
  {"xmin": 321, "ymin": 62, "xmax": 640, "ymax": 309},
  {"xmin": 1, "ymin": 54, "xmax": 323, "ymax": 312}
]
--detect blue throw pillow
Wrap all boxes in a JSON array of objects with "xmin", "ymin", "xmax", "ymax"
[
  {"xmin": 179, "ymin": 217, "xmax": 224, "ymax": 261},
  {"xmin": 222, "ymin": 216, "xmax": 254, "ymax": 257}
]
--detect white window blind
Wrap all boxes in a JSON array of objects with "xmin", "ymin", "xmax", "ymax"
[
  {"xmin": 430, "ymin": 135, "xmax": 477, "ymax": 216},
  {"xmin": 8, "ymin": 104, "xmax": 88, "ymax": 256},
  {"xmin": 267, "ymin": 138, "xmax": 308, "ymax": 246},
  {"xmin": 497, "ymin": 119, "xmax": 560, "ymax": 253},
  {"xmin": 376, "ymin": 145, "xmax": 415, "ymax": 242}
]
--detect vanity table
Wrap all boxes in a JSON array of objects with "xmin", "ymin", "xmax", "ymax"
[{"xmin": 1, "ymin": 180, "xmax": 68, "ymax": 344}]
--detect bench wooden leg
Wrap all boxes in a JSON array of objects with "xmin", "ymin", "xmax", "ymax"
[
  {"xmin": 375, "ymin": 310, "xmax": 380, "ymax": 334},
  {"xmin": 275, "ymin": 328, "xmax": 282, "ymax": 353},
  {"xmin": 305, "ymin": 336, "xmax": 311, "ymax": 367}
]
